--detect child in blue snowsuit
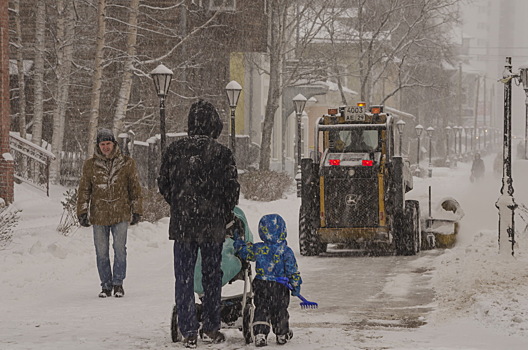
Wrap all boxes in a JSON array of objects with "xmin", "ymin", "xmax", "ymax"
[{"xmin": 233, "ymin": 213, "xmax": 302, "ymax": 347}]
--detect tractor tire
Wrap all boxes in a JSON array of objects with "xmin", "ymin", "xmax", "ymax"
[
  {"xmin": 299, "ymin": 207, "xmax": 321, "ymax": 256},
  {"xmin": 395, "ymin": 200, "xmax": 421, "ymax": 256}
]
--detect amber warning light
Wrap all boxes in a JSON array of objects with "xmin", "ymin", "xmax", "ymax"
[{"xmin": 357, "ymin": 101, "xmax": 366, "ymax": 107}]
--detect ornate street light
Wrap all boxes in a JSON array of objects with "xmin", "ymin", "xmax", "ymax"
[
  {"xmin": 396, "ymin": 120, "xmax": 406, "ymax": 156},
  {"xmin": 225, "ymin": 80, "xmax": 242, "ymax": 157},
  {"xmin": 426, "ymin": 127, "xmax": 434, "ymax": 177},
  {"xmin": 415, "ymin": 124, "xmax": 424, "ymax": 167},
  {"xmin": 150, "ymin": 63, "xmax": 173, "ymax": 154},
  {"xmin": 452, "ymin": 126, "xmax": 460, "ymax": 156},
  {"xmin": 445, "ymin": 126, "xmax": 452, "ymax": 162},
  {"xmin": 293, "ymin": 94, "xmax": 307, "ymax": 173}
]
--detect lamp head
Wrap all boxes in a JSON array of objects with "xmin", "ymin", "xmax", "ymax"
[
  {"xmin": 225, "ymin": 80, "xmax": 242, "ymax": 108},
  {"xmin": 293, "ymin": 94, "xmax": 307, "ymax": 115},
  {"xmin": 149, "ymin": 63, "xmax": 174, "ymax": 97},
  {"xmin": 415, "ymin": 124, "xmax": 424, "ymax": 137},
  {"xmin": 396, "ymin": 119, "xmax": 406, "ymax": 134}
]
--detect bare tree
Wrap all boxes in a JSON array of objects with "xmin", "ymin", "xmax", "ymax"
[
  {"xmin": 30, "ymin": 0, "xmax": 46, "ymax": 146},
  {"xmin": 112, "ymin": 0, "xmax": 140, "ymax": 135},
  {"xmin": 13, "ymin": 0, "xmax": 27, "ymax": 139},
  {"xmin": 86, "ymin": 0, "xmax": 107, "ymax": 158},
  {"xmin": 49, "ymin": 0, "xmax": 75, "ymax": 182},
  {"xmin": 258, "ymin": 0, "xmax": 327, "ymax": 171}
]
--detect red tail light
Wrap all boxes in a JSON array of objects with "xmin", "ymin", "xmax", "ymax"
[
  {"xmin": 329, "ymin": 159, "xmax": 341, "ymax": 166},
  {"xmin": 362, "ymin": 160, "xmax": 373, "ymax": 166}
]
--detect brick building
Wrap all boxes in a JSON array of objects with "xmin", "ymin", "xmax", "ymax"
[{"xmin": 0, "ymin": 0, "xmax": 13, "ymax": 203}]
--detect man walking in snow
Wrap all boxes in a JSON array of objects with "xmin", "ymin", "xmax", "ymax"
[
  {"xmin": 77, "ymin": 128, "xmax": 143, "ymax": 298},
  {"xmin": 158, "ymin": 100, "xmax": 239, "ymax": 348}
]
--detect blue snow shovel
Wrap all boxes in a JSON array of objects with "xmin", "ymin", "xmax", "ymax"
[{"xmin": 276, "ymin": 277, "xmax": 318, "ymax": 309}]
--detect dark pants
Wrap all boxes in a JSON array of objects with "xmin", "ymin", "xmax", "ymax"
[
  {"xmin": 173, "ymin": 240, "xmax": 223, "ymax": 338},
  {"xmin": 252, "ymin": 279, "xmax": 291, "ymax": 336}
]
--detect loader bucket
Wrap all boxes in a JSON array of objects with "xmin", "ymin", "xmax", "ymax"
[{"xmin": 425, "ymin": 197, "xmax": 464, "ymax": 249}]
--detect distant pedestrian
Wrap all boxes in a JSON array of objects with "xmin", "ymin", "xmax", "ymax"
[
  {"xmin": 470, "ymin": 152, "xmax": 485, "ymax": 182},
  {"xmin": 233, "ymin": 213, "xmax": 302, "ymax": 347},
  {"xmin": 158, "ymin": 100, "xmax": 240, "ymax": 348},
  {"xmin": 77, "ymin": 128, "xmax": 143, "ymax": 298}
]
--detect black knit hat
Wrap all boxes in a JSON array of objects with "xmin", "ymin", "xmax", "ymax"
[{"xmin": 96, "ymin": 128, "xmax": 116, "ymax": 144}]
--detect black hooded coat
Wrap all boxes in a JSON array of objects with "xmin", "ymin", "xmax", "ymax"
[{"xmin": 158, "ymin": 100, "xmax": 240, "ymax": 243}]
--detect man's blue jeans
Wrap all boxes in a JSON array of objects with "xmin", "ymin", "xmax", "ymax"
[
  {"xmin": 93, "ymin": 222, "xmax": 128, "ymax": 290},
  {"xmin": 173, "ymin": 240, "xmax": 223, "ymax": 338}
]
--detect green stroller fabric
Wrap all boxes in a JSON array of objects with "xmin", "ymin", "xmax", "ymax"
[{"xmin": 194, "ymin": 206, "xmax": 253, "ymax": 295}]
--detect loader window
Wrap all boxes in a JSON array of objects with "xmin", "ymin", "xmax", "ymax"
[{"xmin": 333, "ymin": 129, "xmax": 379, "ymax": 153}]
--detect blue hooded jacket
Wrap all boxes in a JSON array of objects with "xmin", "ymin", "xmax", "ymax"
[{"xmin": 234, "ymin": 214, "xmax": 302, "ymax": 293}]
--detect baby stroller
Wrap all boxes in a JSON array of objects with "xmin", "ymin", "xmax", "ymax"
[{"xmin": 171, "ymin": 206, "xmax": 256, "ymax": 344}]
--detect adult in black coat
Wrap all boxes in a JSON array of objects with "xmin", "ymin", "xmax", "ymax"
[
  {"xmin": 158, "ymin": 99, "xmax": 239, "ymax": 347},
  {"xmin": 471, "ymin": 152, "xmax": 485, "ymax": 182}
]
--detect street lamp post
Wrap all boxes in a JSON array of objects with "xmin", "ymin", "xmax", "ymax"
[
  {"xmin": 463, "ymin": 127, "xmax": 468, "ymax": 155},
  {"xmin": 414, "ymin": 124, "xmax": 423, "ymax": 166},
  {"xmin": 293, "ymin": 94, "xmax": 307, "ymax": 175},
  {"xmin": 445, "ymin": 126, "xmax": 452, "ymax": 166},
  {"xmin": 451, "ymin": 126, "xmax": 458, "ymax": 163},
  {"xmin": 150, "ymin": 63, "xmax": 174, "ymax": 154},
  {"xmin": 427, "ymin": 127, "xmax": 434, "ymax": 177},
  {"xmin": 225, "ymin": 80, "xmax": 242, "ymax": 158},
  {"xmin": 457, "ymin": 126, "xmax": 462, "ymax": 159},
  {"xmin": 518, "ymin": 62, "xmax": 528, "ymax": 159},
  {"xmin": 396, "ymin": 120, "xmax": 406, "ymax": 156},
  {"xmin": 495, "ymin": 56, "xmax": 517, "ymax": 256},
  {"xmin": 293, "ymin": 94, "xmax": 307, "ymax": 196}
]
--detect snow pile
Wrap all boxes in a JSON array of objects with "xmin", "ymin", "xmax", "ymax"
[{"xmin": 431, "ymin": 230, "xmax": 528, "ymax": 337}]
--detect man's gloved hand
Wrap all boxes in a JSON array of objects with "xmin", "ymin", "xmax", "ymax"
[
  {"xmin": 130, "ymin": 213, "xmax": 141, "ymax": 225},
  {"xmin": 78, "ymin": 214, "xmax": 90, "ymax": 227}
]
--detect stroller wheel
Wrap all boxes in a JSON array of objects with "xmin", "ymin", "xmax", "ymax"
[
  {"xmin": 171, "ymin": 305, "xmax": 182, "ymax": 342},
  {"xmin": 242, "ymin": 303, "xmax": 254, "ymax": 344}
]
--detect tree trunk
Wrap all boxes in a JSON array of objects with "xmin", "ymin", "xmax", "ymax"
[
  {"xmin": 86, "ymin": 0, "xmax": 107, "ymax": 157},
  {"xmin": 14, "ymin": 0, "xmax": 27, "ymax": 139},
  {"xmin": 50, "ymin": 0, "xmax": 74, "ymax": 184},
  {"xmin": 31, "ymin": 0, "xmax": 46, "ymax": 146},
  {"xmin": 258, "ymin": 0, "xmax": 283, "ymax": 171},
  {"xmin": 113, "ymin": 0, "xmax": 139, "ymax": 135}
]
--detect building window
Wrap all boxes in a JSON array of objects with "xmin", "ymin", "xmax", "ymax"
[{"xmin": 209, "ymin": 0, "xmax": 236, "ymax": 11}]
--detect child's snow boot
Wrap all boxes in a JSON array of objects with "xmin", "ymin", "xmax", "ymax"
[
  {"xmin": 255, "ymin": 334, "xmax": 267, "ymax": 347},
  {"xmin": 183, "ymin": 334, "xmax": 198, "ymax": 349},
  {"xmin": 276, "ymin": 330, "xmax": 293, "ymax": 345}
]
